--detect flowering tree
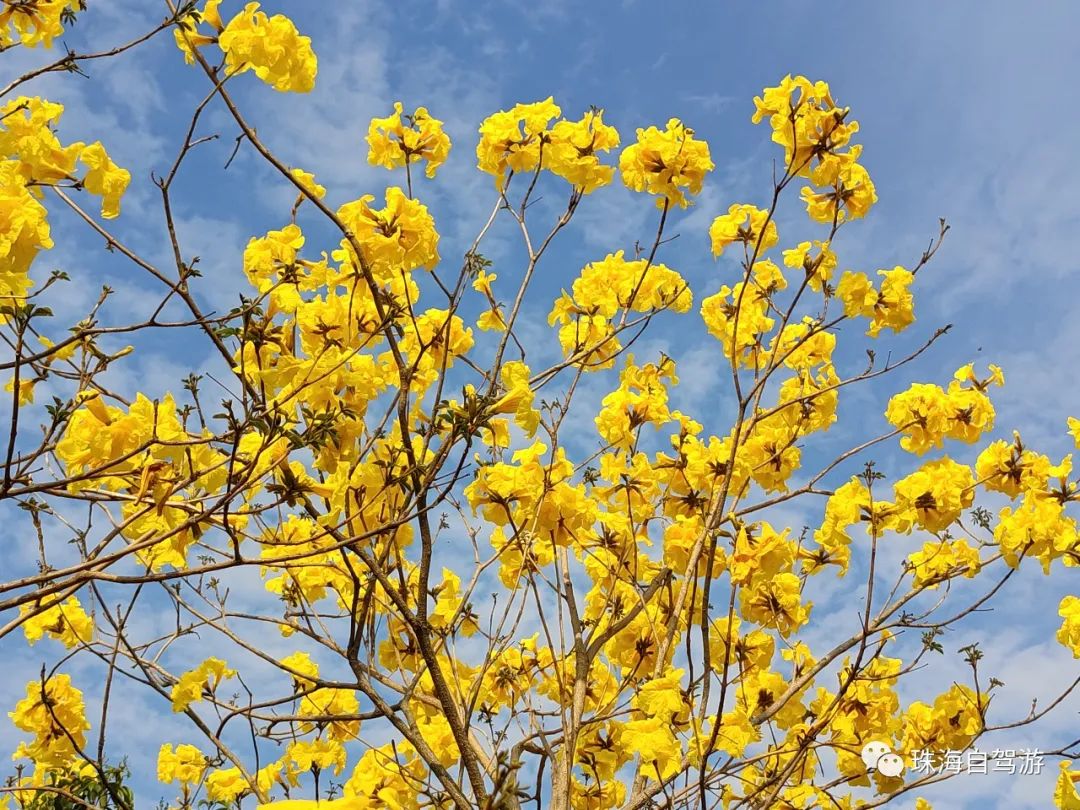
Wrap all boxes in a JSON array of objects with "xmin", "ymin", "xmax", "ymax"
[{"xmin": 2, "ymin": 4, "xmax": 1080, "ymax": 810}]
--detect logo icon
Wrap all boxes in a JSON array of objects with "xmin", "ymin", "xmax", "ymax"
[{"xmin": 861, "ymin": 741, "xmax": 905, "ymax": 778}]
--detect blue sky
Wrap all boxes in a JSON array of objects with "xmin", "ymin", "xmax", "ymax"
[{"xmin": 2, "ymin": 2, "xmax": 1079, "ymax": 809}]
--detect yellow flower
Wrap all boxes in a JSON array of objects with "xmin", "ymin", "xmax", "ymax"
[
  {"xmin": 594, "ymin": 356, "xmax": 677, "ymax": 451},
  {"xmin": 740, "ymin": 572, "xmax": 811, "ymax": 635},
  {"xmin": 243, "ymin": 223, "xmax": 307, "ymax": 295},
  {"xmin": 418, "ymin": 712, "xmax": 461, "ymax": 766},
  {"xmin": 289, "ymin": 167, "xmax": 325, "ymax": 200},
  {"xmin": 893, "ymin": 458, "xmax": 975, "ymax": 533},
  {"xmin": 0, "ymin": 0, "xmax": 81, "ymax": 49},
  {"xmin": 782, "ymin": 240, "xmax": 836, "ymax": 291},
  {"xmin": 907, "ymin": 539, "xmax": 981, "ymax": 587},
  {"xmin": 871, "ymin": 266, "xmax": 915, "ymax": 335},
  {"xmin": 173, "ymin": 1, "xmax": 224, "ymax": 63},
  {"xmin": 79, "ymin": 142, "xmax": 131, "ymax": 219},
  {"xmin": 837, "ymin": 265, "xmax": 916, "ymax": 336},
  {"xmin": 476, "ymin": 97, "xmax": 561, "ymax": 188},
  {"xmin": 157, "ymin": 743, "xmax": 207, "ymax": 786},
  {"xmin": 255, "ymin": 760, "xmax": 286, "ymax": 795},
  {"xmin": 619, "ymin": 717, "xmax": 682, "ymax": 780},
  {"xmin": 699, "ymin": 280, "xmax": 775, "ymax": 369},
  {"xmin": 201, "ymin": 0, "xmax": 224, "ymax": 30},
  {"xmin": 664, "ymin": 514, "xmax": 725, "ymax": 577},
  {"xmin": 489, "ymin": 360, "xmax": 539, "ymax": 436},
  {"xmin": 976, "ymin": 434, "xmax": 1049, "ymax": 498},
  {"xmin": 728, "ymin": 521, "xmax": 795, "ymax": 587},
  {"xmin": 171, "ymin": 657, "xmax": 236, "ymax": 712},
  {"xmin": 287, "ymin": 739, "xmax": 346, "ymax": 775},
  {"xmin": 476, "ymin": 306, "xmax": 506, "ymax": 331},
  {"xmin": 5, "ymin": 376, "xmax": 35, "ymax": 405},
  {"xmin": 219, "ymin": 3, "xmax": 317, "ymax": 93},
  {"xmin": 619, "ymin": 118, "xmax": 713, "ymax": 208},
  {"xmin": 752, "ymin": 258, "xmax": 787, "ymax": 291},
  {"xmin": 341, "ymin": 742, "xmax": 427, "ymax": 807},
  {"xmin": 995, "ymin": 491, "xmax": 1078, "ymax": 572},
  {"xmin": 633, "ymin": 669, "xmax": 689, "ymax": 724},
  {"xmin": 20, "ymin": 596, "xmax": 93, "ymax": 648},
  {"xmin": 427, "ymin": 567, "xmax": 478, "ymax": 636},
  {"xmin": 1055, "ymin": 760, "xmax": 1080, "ymax": 809},
  {"xmin": 279, "ymin": 651, "xmax": 319, "ymax": 689},
  {"xmin": 802, "ymin": 151, "xmax": 878, "ymax": 222},
  {"xmin": 701, "ymin": 709, "xmax": 759, "ymax": 758},
  {"xmin": 205, "ymin": 767, "xmax": 249, "ymax": 802},
  {"xmin": 808, "ymin": 477, "xmax": 884, "ymax": 576},
  {"xmin": 547, "ymin": 109, "xmax": 620, "ymax": 193},
  {"xmin": 336, "ymin": 186, "xmax": 440, "ymax": 277},
  {"xmin": 0, "ymin": 161, "xmax": 52, "ymax": 322},
  {"xmin": 752, "ymin": 76, "xmax": 855, "ymax": 169},
  {"xmin": 367, "ymin": 102, "xmax": 452, "ymax": 179},
  {"xmin": 399, "ymin": 309, "xmax": 473, "ymax": 383},
  {"xmin": 0, "ymin": 96, "xmax": 84, "ymax": 182},
  {"xmin": 886, "ymin": 383, "xmax": 950, "ymax": 455},
  {"xmin": 770, "ymin": 318, "xmax": 835, "ymax": 371},
  {"xmin": 298, "ymin": 687, "xmax": 359, "ymax": 742},
  {"xmin": 9, "ymin": 674, "xmax": 90, "ymax": 768},
  {"xmin": 1057, "ymin": 596, "xmax": 1080, "ymax": 658},
  {"xmin": 710, "ymin": 204, "xmax": 778, "ymax": 258},
  {"xmin": 836, "ymin": 270, "xmax": 876, "ymax": 318}
]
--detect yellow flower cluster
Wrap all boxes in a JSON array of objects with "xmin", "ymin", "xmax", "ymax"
[
  {"xmin": 620, "ymin": 118, "xmax": 713, "ymax": 208},
  {"xmin": 837, "ymin": 265, "xmax": 916, "ymax": 336},
  {"xmin": 9, "ymin": 674, "xmax": 89, "ymax": 768},
  {"xmin": 0, "ymin": 96, "xmax": 130, "ymax": 322},
  {"xmin": 157, "ymin": 743, "xmax": 207, "ymax": 787},
  {"xmin": 893, "ymin": 457, "xmax": 975, "ymax": 533},
  {"xmin": 19, "ymin": 596, "xmax": 93, "ymax": 648},
  {"xmin": 171, "ymin": 657, "xmax": 236, "ymax": 712},
  {"xmin": 709, "ymin": 204, "xmax": 778, "ymax": 258},
  {"xmin": 977, "ymin": 431, "xmax": 1052, "ymax": 497},
  {"xmin": 699, "ymin": 278, "xmax": 775, "ymax": 369},
  {"xmin": 783, "ymin": 239, "xmax": 837, "ymax": 292},
  {"xmin": 477, "ymin": 98, "xmax": 620, "ymax": 193},
  {"xmin": 206, "ymin": 767, "xmax": 249, "ymax": 802},
  {"xmin": 343, "ymin": 742, "xmax": 428, "ymax": 806},
  {"xmin": 176, "ymin": 1, "xmax": 317, "ymax": 93},
  {"xmin": 547, "ymin": 109, "xmax": 622, "ymax": 193},
  {"xmin": 335, "ymin": 186, "xmax": 440, "ymax": 278},
  {"xmin": 907, "ymin": 539, "xmax": 981, "ymax": 587},
  {"xmin": 298, "ymin": 686, "xmax": 360, "ymax": 742},
  {"xmin": 0, "ymin": 0, "xmax": 80, "ymax": 48},
  {"xmin": 885, "ymin": 364, "xmax": 1002, "ymax": 455},
  {"xmin": 594, "ymin": 355, "xmax": 678, "ymax": 451},
  {"xmin": 902, "ymin": 684, "xmax": 986, "ymax": 757},
  {"xmin": 994, "ymin": 465, "xmax": 1078, "ymax": 573},
  {"xmin": 367, "ymin": 102, "xmax": 452, "ymax": 178},
  {"xmin": 0, "ymin": 159, "xmax": 52, "ymax": 319},
  {"xmin": 0, "ymin": 96, "xmax": 81, "ymax": 182},
  {"xmin": 220, "ymin": 3, "xmax": 318, "ymax": 92},
  {"xmin": 55, "ymin": 390, "xmax": 238, "ymax": 570},
  {"xmin": 0, "ymin": 97, "xmax": 131, "ymax": 219},
  {"xmin": 753, "ymin": 75, "xmax": 876, "ymax": 222},
  {"xmin": 548, "ymin": 250, "xmax": 691, "ymax": 369},
  {"xmin": 810, "ymin": 478, "xmax": 883, "ymax": 574}
]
